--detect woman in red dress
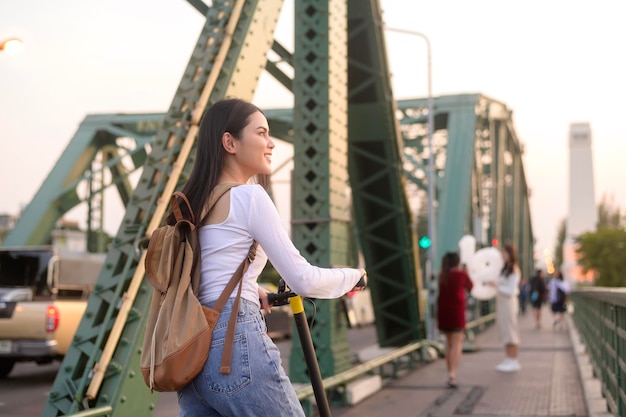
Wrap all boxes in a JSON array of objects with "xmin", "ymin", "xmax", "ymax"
[{"xmin": 437, "ymin": 252, "xmax": 474, "ymax": 387}]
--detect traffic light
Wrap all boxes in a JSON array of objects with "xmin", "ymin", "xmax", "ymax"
[{"xmin": 419, "ymin": 235, "xmax": 432, "ymax": 249}]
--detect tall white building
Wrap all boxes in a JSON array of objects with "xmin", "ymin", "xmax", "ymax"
[{"xmin": 563, "ymin": 122, "xmax": 597, "ymax": 282}]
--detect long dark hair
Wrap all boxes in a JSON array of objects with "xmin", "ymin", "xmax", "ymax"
[
  {"xmin": 501, "ymin": 243, "xmax": 518, "ymax": 277},
  {"xmin": 167, "ymin": 98, "xmax": 266, "ymax": 225},
  {"xmin": 439, "ymin": 252, "xmax": 460, "ymax": 285}
]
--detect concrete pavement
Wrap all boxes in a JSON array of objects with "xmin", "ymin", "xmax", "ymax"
[{"xmin": 329, "ymin": 304, "xmax": 609, "ymax": 417}]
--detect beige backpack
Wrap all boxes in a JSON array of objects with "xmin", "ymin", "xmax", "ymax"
[{"xmin": 140, "ymin": 184, "xmax": 256, "ymax": 392}]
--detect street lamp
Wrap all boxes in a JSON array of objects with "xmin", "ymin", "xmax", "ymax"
[
  {"xmin": 0, "ymin": 38, "xmax": 24, "ymax": 54},
  {"xmin": 385, "ymin": 26, "xmax": 437, "ymax": 338}
]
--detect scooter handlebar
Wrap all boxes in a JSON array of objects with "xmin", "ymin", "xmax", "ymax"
[
  {"xmin": 355, "ymin": 273, "xmax": 368, "ymax": 289},
  {"xmin": 266, "ymin": 291, "xmax": 297, "ymax": 306}
]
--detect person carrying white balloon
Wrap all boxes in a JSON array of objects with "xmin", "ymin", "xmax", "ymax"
[{"xmin": 486, "ymin": 243, "xmax": 522, "ymax": 372}]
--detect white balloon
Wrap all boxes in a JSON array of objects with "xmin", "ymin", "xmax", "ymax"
[
  {"xmin": 458, "ymin": 235, "xmax": 476, "ymax": 266},
  {"xmin": 468, "ymin": 247, "xmax": 503, "ymax": 300}
]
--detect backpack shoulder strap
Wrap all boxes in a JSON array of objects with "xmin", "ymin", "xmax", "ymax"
[
  {"xmin": 169, "ymin": 182, "xmax": 240, "ymax": 226},
  {"xmin": 194, "ymin": 181, "xmax": 254, "ymax": 375},
  {"xmin": 199, "ymin": 182, "xmax": 244, "ymax": 225},
  {"xmin": 213, "ymin": 241, "xmax": 258, "ymax": 311},
  {"xmin": 216, "ymin": 241, "xmax": 258, "ymax": 375},
  {"xmin": 189, "ymin": 182, "xmax": 243, "ymax": 293},
  {"xmin": 171, "ymin": 191, "xmax": 195, "ymax": 224}
]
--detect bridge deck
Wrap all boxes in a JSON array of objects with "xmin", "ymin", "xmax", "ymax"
[
  {"xmin": 332, "ymin": 306, "xmax": 609, "ymax": 417},
  {"xmin": 151, "ymin": 305, "xmax": 611, "ymax": 417}
]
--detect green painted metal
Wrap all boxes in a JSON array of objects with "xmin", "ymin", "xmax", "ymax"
[
  {"xmin": 346, "ymin": 0, "xmax": 424, "ymax": 345},
  {"xmin": 288, "ymin": 0, "xmax": 354, "ymax": 383},
  {"xmin": 266, "ymin": 41, "xmax": 294, "ymax": 91},
  {"xmin": 399, "ymin": 94, "xmax": 534, "ymax": 279},
  {"xmin": 41, "ymin": 1, "xmax": 284, "ymax": 415},
  {"xmin": 267, "ymin": 93, "xmax": 536, "ymax": 348},
  {"xmin": 571, "ymin": 289, "xmax": 626, "ymax": 416},
  {"xmin": 3, "ymin": 113, "xmax": 161, "ymax": 248}
]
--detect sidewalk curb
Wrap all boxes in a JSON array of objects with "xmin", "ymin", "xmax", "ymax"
[{"xmin": 566, "ymin": 314, "xmax": 613, "ymax": 417}]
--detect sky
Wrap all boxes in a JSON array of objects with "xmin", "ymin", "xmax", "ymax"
[{"xmin": 1, "ymin": 0, "xmax": 625, "ymax": 258}]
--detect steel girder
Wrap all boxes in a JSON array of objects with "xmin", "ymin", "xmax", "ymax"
[
  {"xmin": 288, "ymin": 0, "xmax": 354, "ymax": 382},
  {"xmin": 41, "ymin": 1, "xmax": 284, "ymax": 415},
  {"xmin": 274, "ymin": 0, "xmax": 423, "ymax": 385},
  {"xmin": 398, "ymin": 93, "xmax": 534, "ymax": 279},
  {"xmin": 346, "ymin": 0, "xmax": 424, "ymax": 346},
  {"xmin": 3, "ymin": 113, "xmax": 161, "ymax": 249}
]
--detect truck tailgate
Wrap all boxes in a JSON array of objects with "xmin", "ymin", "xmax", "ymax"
[
  {"xmin": 52, "ymin": 300, "xmax": 88, "ymax": 354},
  {"xmin": 0, "ymin": 299, "xmax": 88, "ymax": 356},
  {"xmin": 0, "ymin": 301, "xmax": 48, "ymax": 340}
]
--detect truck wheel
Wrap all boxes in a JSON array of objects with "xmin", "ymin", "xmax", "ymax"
[{"xmin": 0, "ymin": 359, "xmax": 16, "ymax": 379}]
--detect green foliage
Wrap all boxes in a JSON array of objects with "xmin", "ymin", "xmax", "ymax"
[
  {"xmin": 576, "ymin": 228, "xmax": 626, "ymax": 287},
  {"xmin": 259, "ymin": 261, "xmax": 281, "ymax": 287},
  {"xmin": 597, "ymin": 194, "xmax": 624, "ymax": 229}
]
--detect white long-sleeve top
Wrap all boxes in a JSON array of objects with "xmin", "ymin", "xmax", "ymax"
[
  {"xmin": 197, "ymin": 184, "xmax": 362, "ymax": 306},
  {"xmin": 497, "ymin": 267, "xmax": 520, "ymax": 297},
  {"xmin": 548, "ymin": 278, "xmax": 569, "ymax": 303}
]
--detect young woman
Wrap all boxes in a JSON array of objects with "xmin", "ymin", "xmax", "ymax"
[
  {"xmin": 175, "ymin": 98, "xmax": 366, "ymax": 417},
  {"xmin": 492, "ymin": 243, "xmax": 521, "ymax": 372},
  {"xmin": 436, "ymin": 252, "xmax": 473, "ymax": 388}
]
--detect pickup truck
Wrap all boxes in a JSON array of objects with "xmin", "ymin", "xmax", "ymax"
[{"xmin": 0, "ymin": 246, "xmax": 105, "ymax": 378}]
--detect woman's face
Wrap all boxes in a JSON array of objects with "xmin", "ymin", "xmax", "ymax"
[
  {"xmin": 232, "ymin": 111, "xmax": 274, "ymax": 177},
  {"xmin": 502, "ymin": 250, "xmax": 510, "ymax": 262}
]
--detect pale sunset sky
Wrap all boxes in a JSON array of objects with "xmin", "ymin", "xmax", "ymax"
[{"xmin": 1, "ymin": 0, "xmax": 624, "ymax": 258}]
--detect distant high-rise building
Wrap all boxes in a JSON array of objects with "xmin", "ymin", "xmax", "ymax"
[{"xmin": 563, "ymin": 122, "xmax": 597, "ymax": 283}]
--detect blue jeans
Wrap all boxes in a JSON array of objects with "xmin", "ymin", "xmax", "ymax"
[{"xmin": 177, "ymin": 298, "xmax": 305, "ymax": 417}]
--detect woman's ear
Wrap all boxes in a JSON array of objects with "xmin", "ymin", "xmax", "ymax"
[{"xmin": 222, "ymin": 132, "xmax": 237, "ymax": 154}]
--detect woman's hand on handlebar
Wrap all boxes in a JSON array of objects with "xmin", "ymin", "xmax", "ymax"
[
  {"xmin": 258, "ymin": 285, "xmax": 271, "ymax": 314},
  {"xmin": 351, "ymin": 268, "xmax": 368, "ymax": 292}
]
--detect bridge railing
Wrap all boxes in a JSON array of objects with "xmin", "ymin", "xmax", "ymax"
[{"xmin": 571, "ymin": 288, "xmax": 626, "ymax": 416}]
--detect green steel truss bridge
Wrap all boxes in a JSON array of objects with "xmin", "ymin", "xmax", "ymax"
[{"xmin": 3, "ymin": 1, "xmax": 533, "ymax": 415}]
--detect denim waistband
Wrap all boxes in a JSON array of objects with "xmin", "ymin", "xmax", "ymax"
[{"xmin": 204, "ymin": 297, "xmax": 259, "ymax": 313}]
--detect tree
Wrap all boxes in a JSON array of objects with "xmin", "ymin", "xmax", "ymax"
[
  {"xmin": 597, "ymin": 193, "xmax": 623, "ymax": 230},
  {"xmin": 576, "ymin": 228, "xmax": 626, "ymax": 287},
  {"xmin": 259, "ymin": 261, "xmax": 282, "ymax": 287}
]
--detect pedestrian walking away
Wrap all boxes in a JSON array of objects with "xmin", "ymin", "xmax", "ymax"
[
  {"xmin": 436, "ymin": 252, "xmax": 474, "ymax": 388},
  {"xmin": 529, "ymin": 269, "xmax": 548, "ymax": 329},
  {"xmin": 548, "ymin": 270, "xmax": 569, "ymax": 331}
]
